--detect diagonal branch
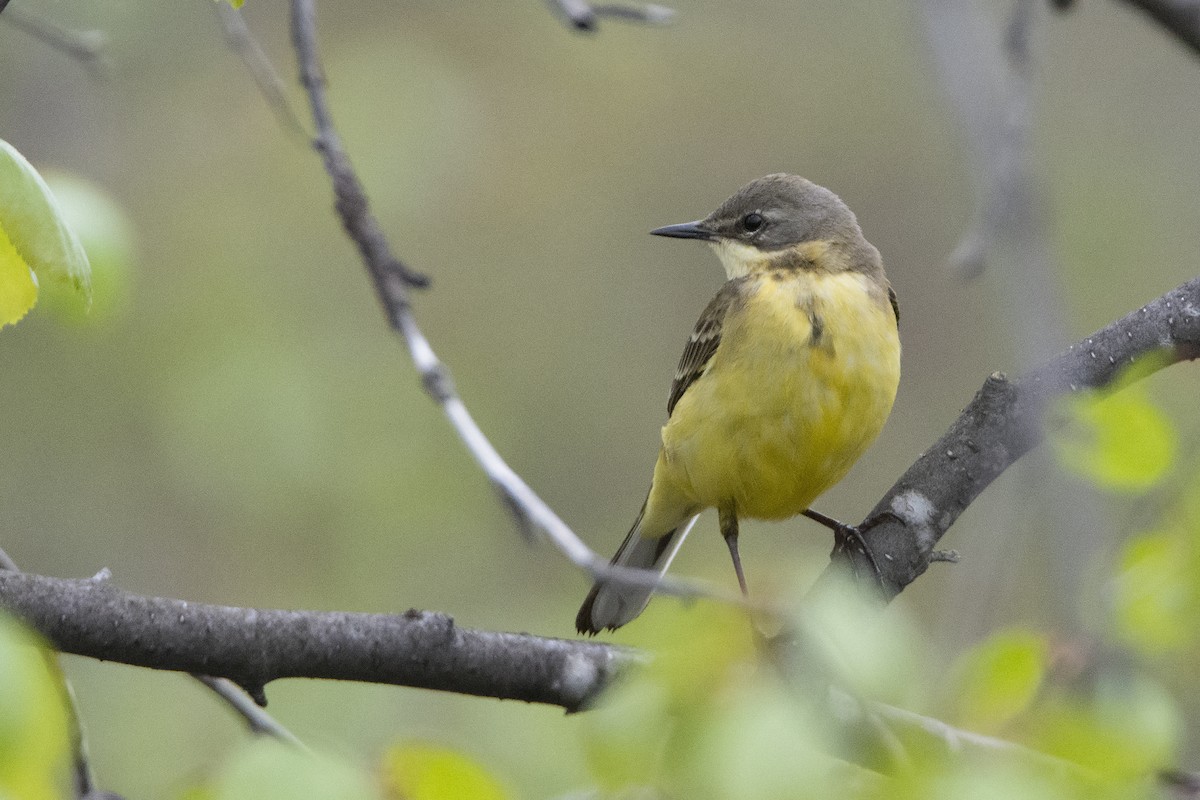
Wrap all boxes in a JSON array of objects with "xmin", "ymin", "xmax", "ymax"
[
  {"xmin": 1112, "ymin": 0, "xmax": 1200, "ymax": 58},
  {"xmin": 816, "ymin": 276, "xmax": 1200, "ymax": 600},
  {"xmin": 286, "ymin": 0, "xmax": 747, "ymax": 611}
]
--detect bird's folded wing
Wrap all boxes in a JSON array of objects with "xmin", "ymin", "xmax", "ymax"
[{"xmin": 666, "ymin": 278, "xmax": 746, "ymax": 416}]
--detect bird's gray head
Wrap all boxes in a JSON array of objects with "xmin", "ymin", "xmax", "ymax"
[{"xmin": 650, "ymin": 174, "xmax": 863, "ymax": 252}]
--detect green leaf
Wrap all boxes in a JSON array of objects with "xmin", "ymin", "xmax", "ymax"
[
  {"xmin": 1051, "ymin": 386, "xmax": 1176, "ymax": 492},
  {"xmin": 37, "ymin": 170, "xmax": 134, "ymax": 324},
  {"xmin": 0, "ymin": 221, "xmax": 38, "ymax": 328},
  {"xmin": 0, "ymin": 612, "xmax": 71, "ymax": 800},
  {"xmin": 1111, "ymin": 531, "xmax": 1194, "ymax": 654},
  {"xmin": 206, "ymin": 739, "xmax": 380, "ymax": 800},
  {"xmin": 0, "ymin": 139, "xmax": 92, "ymax": 304},
  {"xmin": 381, "ymin": 743, "xmax": 509, "ymax": 800},
  {"xmin": 950, "ymin": 629, "xmax": 1047, "ymax": 731},
  {"xmin": 1030, "ymin": 672, "xmax": 1179, "ymax": 779}
]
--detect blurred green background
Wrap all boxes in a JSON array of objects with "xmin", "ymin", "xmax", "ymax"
[{"xmin": 2, "ymin": 1, "xmax": 1199, "ymax": 796}]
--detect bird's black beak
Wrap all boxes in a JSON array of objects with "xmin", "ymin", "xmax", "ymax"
[{"xmin": 649, "ymin": 220, "xmax": 718, "ymax": 241}]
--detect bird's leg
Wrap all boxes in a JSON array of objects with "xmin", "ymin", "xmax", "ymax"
[
  {"xmin": 719, "ymin": 505, "xmax": 749, "ymax": 597},
  {"xmin": 801, "ymin": 508, "xmax": 883, "ymax": 584}
]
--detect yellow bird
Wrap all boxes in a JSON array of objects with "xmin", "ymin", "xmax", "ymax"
[{"xmin": 576, "ymin": 174, "xmax": 901, "ymax": 634}]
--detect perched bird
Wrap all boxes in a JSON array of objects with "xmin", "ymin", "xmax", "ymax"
[{"xmin": 576, "ymin": 174, "xmax": 901, "ymax": 634}]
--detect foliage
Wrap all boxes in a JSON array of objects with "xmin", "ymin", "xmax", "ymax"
[
  {"xmin": 0, "ymin": 140, "xmax": 91, "ymax": 328},
  {"xmin": 180, "ymin": 738, "xmax": 512, "ymax": 800},
  {"xmin": 0, "ymin": 612, "xmax": 72, "ymax": 800},
  {"xmin": 1050, "ymin": 359, "xmax": 1177, "ymax": 492}
]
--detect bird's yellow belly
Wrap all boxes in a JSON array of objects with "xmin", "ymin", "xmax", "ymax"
[{"xmin": 655, "ymin": 272, "xmax": 900, "ymax": 521}]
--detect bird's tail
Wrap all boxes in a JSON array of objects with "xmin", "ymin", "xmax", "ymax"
[{"xmin": 576, "ymin": 501, "xmax": 698, "ymax": 634}]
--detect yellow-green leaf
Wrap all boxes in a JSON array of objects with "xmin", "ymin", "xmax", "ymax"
[
  {"xmin": 0, "ymin": 220, "xmax": 38, "ymax": 327},
  {"xmin": 1051, "ymin": 387, "xmax": 1176, "ymax": 492},
  {"xmin": 0, "ymin": 139, "xmax": 91, "ymax": 302},
  {"xmin": 0, "ymin": 612, "xmax": 71, "ymax": 800},
  {"xmin": 950, "ymin": 629, "xmax": 1047, "ymax": 731},
  {"xmin": 207, "ymin": 740, "xmax": 379, "ymax": 800},
  {"xmin": 1111, "ymin": 531, "xmax": 1194, "ymax": 654},
  {"xmin": 382, "ymin": 743, "xmax": 509, "ymax": 800},
  {"xmin": 37, "ymin": 171, "xmax": 134, "ymax": 323},
  {"xmin": 1030, "ymin": 672, "xmax": 1180, "ymax": 779}
]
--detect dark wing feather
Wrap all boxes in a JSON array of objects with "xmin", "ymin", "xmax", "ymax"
[{"xmin": 666, "ymin": 280, "xmax": 744, "ymax": 417}]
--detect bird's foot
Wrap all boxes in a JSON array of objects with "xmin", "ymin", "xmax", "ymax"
[{"xmin": 802, "ymin": 508, "xmax": 885, "ymax": 586}]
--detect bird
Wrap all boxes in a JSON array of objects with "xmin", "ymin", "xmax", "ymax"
[{"xmin": 576, "ymin": 174, "xmax": 901, "ymax": 634}]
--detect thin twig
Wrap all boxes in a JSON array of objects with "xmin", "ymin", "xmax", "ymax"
[
  {"xmin": 870, "ymin": 701, "xmax": 1096, "ymax": 780},
  {"xmin": 213, "ymin": 3, "xmax": 308, "ymax": 140},
  {"xmin": 2, "ymin": 7, "xmax": 106, "ymax": 70},
  {"xmin": 544, "ymin": 0, "xmax": 675, "ymax": 32},
  {"xmin": 285, "ymin": 0, "xmax": 751, "ymax": 613},
  {"xmin": 191, "ymin": 674, "xmax": 307, "ymax": 747}
]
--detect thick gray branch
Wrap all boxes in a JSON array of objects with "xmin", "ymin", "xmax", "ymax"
[
  {"xmin": 0, "ymin": 571, "xmax": 635, "ymax": 712},
  {"xmin": 818, "ymin": 276, "xmax": 1200, "ymax": 599}
]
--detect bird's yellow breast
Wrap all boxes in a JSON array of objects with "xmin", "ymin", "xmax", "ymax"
[{"xmin": 653, "ymin": 270, "xmax": 900, "ymax": 520}]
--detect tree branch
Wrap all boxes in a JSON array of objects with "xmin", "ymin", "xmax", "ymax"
[
  {"xmin": 286, "ymin": 0, "xmax": 748, "ymax": 611},
  {"xmin": 1114, "ymin": 0, "xmax": 1200, "ymax": 57},
  {"xmin": 817, "ymin": 276, "xmax": 1200, "ymax": 600},
  {"xmin": 544, "ymin": 0, "xmax": 675, "ymax": 32},
  {"xmin": 214, "ymin": 3, "xmax": 307, "ymax": 140},
  {"xmin": 191, "ymin": 674, "xmax": 307, "ymax": 746},
  {"xmin": 0, "ymin": 571, "xmax": 639, "ymax": 712},
  {"xmin": 1, "ymin": 7, "xmax": 107, "ymax": 70}
]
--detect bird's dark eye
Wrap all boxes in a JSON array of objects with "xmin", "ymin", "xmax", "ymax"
[{"xmin": 742, "ymin": 212, "xmax": 765, "ymax": 233}]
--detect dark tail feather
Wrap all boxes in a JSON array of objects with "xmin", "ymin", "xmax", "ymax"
[{"xmin": 576, "ymin": 504, "xmax": 695, "ymax": 634}]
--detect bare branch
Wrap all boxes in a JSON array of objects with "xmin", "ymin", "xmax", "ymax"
[
  {"xmin": 919, "ymin": 0, "xmax": 1045, "ymax": 282},
  {"xmin": 191, "ymin": 675, "xmax": 307, "ymax": 747},
  {"xmin": 214, "ymin": 3, "xmax": 308, "ymax": 140},
  {"xmin": 2, "ymin": 7, "xmax": 106, "ymax": 70},
  {"xmin": 0, "ymin": 571, "xmax": 640, "ymax": 712},
  {"xmin": 285, "ymin": 0, "xmax": 749, "ymax": 611},
  {"xmin": 814, "ymin": 276, "xmax": 1200, "ymax": 600},
  {"xmin": 544, "ymin": 0, "xmax": 675, "ymax": 32},
  {"xmin": 1113, "ymin": 0, "xmax": 1200, "ymax": 57},
  {"xmin": 868, "ymin": 701, "xmax": 1093, "ymax": 780}
]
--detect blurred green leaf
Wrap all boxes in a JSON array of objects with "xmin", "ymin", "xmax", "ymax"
[
  {"xmin": 796, "ymin": 576, "xmax": 923, "ymax": 703},
  {"xmin": 0, "ymin": 139, "xmax": 91, "ymax": 304},
  {"xmin": 674, "ymin": 679, "xmax": 839, "ymax": 800},
  {"xmin": 1051, "ymin": 386, "xmax": 1175, "ymax": 492},
  {"xmin": 581, "ymin": 676, "xmax": 671, "ymax": 791},
  {"xmin": 37, "ymin": 171, "xmax": 135, "ymax": 324},
  {"xmin": 1029, "ymin": 672, "xmax": 1179, "ymax": 780},
  {"xmin": 0, "ymin": 612, "xmax": 71, "ymax": 800},
  {"xmin": 950, "ymin": 629, "xmax": 1047, "ymax": 732},
  {"xmin": 381, "ymin": 743, "xmax": 509, "ymax": 800},
  {"xmin": 1111, "ymin": 530, "xmax": 1194, "ymax": 654},
  {"xmin": 202, "ymin": 739, "xmax": 380, "ymax": 800},
  {"xmin": 0, "ymin": 221, "xmax": 38, "ymax": 328}
]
